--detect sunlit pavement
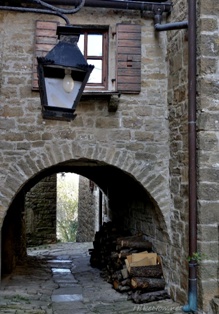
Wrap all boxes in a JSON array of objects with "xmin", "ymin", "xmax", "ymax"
[{"xmin": 0, "ymin": 242, "xmax": 188, "ymax": 314}]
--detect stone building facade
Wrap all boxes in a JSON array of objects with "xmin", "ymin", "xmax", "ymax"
[{"xmin": 0, "ymin": 0, "xmax": 218, "ymax": 313}]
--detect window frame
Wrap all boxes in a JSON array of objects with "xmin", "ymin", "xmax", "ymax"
[{"xmin": 77, "ymin": 26, "xmax": 109, "ymax": 90}]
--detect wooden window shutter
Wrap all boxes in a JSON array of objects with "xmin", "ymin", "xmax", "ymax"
[
  {"xmin": 32, "ymin": 20, "xmax": 59, "ymax": 90},
  {"xmin": 116, "ymin": 24, "xmax": 141, "ymax": 94}
]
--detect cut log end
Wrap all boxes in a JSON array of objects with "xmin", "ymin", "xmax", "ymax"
[
  {"xmin": 131, "ymin": 290, "xmax": 170, "ymax": 304},
  {"xmin": 131, "ymin": 277, "xmax": 166, "ymax": 290}
]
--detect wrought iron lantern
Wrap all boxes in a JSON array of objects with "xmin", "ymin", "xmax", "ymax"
[{"xmin": 37, "ymin": 25, "xmax": 94, "ymax": 121}]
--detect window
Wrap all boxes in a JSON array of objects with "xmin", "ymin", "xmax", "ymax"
[
  {"xmin": 32, "ymin": 22, "xmax": 141, "ymax": 94},
  {"xmin": 77, "ymin": 28, "xmax": 108, "ymax": 90}
]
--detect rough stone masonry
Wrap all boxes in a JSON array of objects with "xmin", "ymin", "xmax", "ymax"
[{"xmin": 0, "ymin": 1, "xmax": 218, "ymax": 313}]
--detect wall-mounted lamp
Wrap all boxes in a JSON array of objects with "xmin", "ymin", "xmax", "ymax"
[{"xmin": 37, "ymin": 25, "xmax": 94, "ymax": 121}]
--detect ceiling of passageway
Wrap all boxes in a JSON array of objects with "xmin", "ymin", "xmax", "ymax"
[{"xmin": 24, "ymin": 158, "xmax": 149, "ymax": 201}]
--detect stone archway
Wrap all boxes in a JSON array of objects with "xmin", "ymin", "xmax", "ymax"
[
  {"xmin": 1, "ymin": 157, "xmax": 170, "ymax": 278},
  {"xmin": 0, "ymin": 142, "xmax": 172, "ymax": 231}
]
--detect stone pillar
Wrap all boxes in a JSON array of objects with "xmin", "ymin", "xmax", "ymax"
[
  {"xmin": 25, "ymin": 175, "xmax": 57, "ymax": 246},
  {"xmin": 2, "ymin": 191, "xmax": 26, "ymax": 274},
  {"xmin": 76, "ymin": 176, "xmax": 98, "ymax": 242}
]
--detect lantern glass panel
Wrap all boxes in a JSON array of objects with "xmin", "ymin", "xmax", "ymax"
[{"xmin": 45, "ymin": 77, "xmax": 82, "ymax": 109}]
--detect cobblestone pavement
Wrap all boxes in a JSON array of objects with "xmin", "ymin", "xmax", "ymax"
[{"xmin": 0, "ymin": 242, "xmax": 188, "ymax": 314}]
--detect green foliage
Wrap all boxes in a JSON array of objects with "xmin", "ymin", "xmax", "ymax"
[
  {"xmin": 187, "ymin": 252, "xmax": 207, "ymax": 263},
  {"xmin": 57, "ymin": 173, "xmax": 78, "ymax": 242}
]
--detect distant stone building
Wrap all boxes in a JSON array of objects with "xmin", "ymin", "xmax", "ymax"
[{"xmin": 0, "ymin": 0, "xmax": 218, "ymax": 313}]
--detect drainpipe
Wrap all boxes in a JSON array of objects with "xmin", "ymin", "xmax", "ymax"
[
  {"xmin": 39, "ymin": 0, "xmax": 172, "ymax": 12},
  {"xmin": 182, "ymin": 0, "xmax": 198, "ymax": 311},
  {"xmin": 0, "ymin": 0, "xmax": 173, "ymax": 24},
  {"xmin": 153, "ymin": 1, "xmax": 197, "ymax": 311},
  {"xmin": 154, "ymin": 11, "xmax": 188, "ymax": 31},
  {"xmin": 2, "ymin": 0, "xmax": 173, "ymax": 14}
]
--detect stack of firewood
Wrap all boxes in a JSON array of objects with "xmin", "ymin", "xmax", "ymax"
[
  {"xmin": 89, "ymin": 221, "xmax": 129, "ymax": 269},
  {"xmin": 89, "ymin": 222, "xmax": 170, "ymax": 304}
]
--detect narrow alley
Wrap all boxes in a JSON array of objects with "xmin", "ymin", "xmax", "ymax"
[{"xmin": 0, "ymin": 242, "xmax": 186, "ymax": 314}]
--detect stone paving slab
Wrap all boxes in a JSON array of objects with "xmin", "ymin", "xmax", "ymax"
[{"xmin": 0, "ymin": 242, "xmax": 189, "ymax": 314}]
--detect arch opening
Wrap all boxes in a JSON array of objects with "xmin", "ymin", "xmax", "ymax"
[
  {"xmin": 1, "ymin": 158, "xmax": 169, "ymax": 277},
  {"xmin": 56, "ymin": 172, "xmax": 79, "ymax": 243}
]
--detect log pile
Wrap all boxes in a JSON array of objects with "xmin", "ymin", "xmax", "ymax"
[{"xmin": 89, "ymin": 222, "xmax": 170, "ymax": 304}]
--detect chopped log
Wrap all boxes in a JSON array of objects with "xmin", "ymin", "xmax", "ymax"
[
  {"xmin": 113, "ymin": 280, "xmax": 131, "ymax": 292},
  {"xmin": 90, "ymin": 224, "xmax": 168, "ymax": 303},
  {"xmin": 129, "ymin": 264, "xmax": 163, "ymax": 278},
  {"xmin": 106, "ymin": 264, "xmax": 115, "ymax": 275},
  {"xmin": 120, "ymin": 278, "xmax": 131, "ymax": 286},
  {"xmin": 111, "ymin": 252, "xmax": 119, "ymax": 259},
  {"xmin": 117, "ymin": 285, "xmax": 131, "ymax": 292},
  {"xmin": 131, "ymin": 289, "xmax": 170, "ymax": 303},
  {"xmin": 131, "ymin": 277, "xmax": 165, "ymax": 290},
  {"xmin": 119, "ymin": 249, "xmax": 132, "ymax": 259},
  {"xmin": 111, "ymin": 270, "xmax": 123, "ymax": 281},
  {"xmin": 117, "ymin": 234, "xmax": 143, "ymax": 245},
  {"xmin": 113, "ymin": 279, "xmax": 120, "ymax": 290},
  {"xmin": 110, "ymin": 259, "xmax": 123, "ymax": 271},
  {"xmin": 121, "ymin": 240, "xmax": 152, "ymax": 251},
  {"xmin": 121, "ymin": 268, "xmax": 129, "ymax": 279},
  {"xmin": 119, "ymin": 249, "xmax": 138, "ymax": 259}
]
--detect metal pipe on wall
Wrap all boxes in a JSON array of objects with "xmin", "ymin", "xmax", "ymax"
[
  {"xmin": 26, "ymin": 0, "xmax": 173, "ymax": 13},
  {"xmin": 154, "ymin": 13, "xmax": 188, "ymax": 31},
  {"xmin": 45, "ymin": 0, "xmax": 170, "ymax": 3},
  {"xmin": 182, "ymin": 0, "xmax": 198, "ymax": 311},
  {"xmin": 155, "ymin": 20, "xmax": 188, "ymax": 31},
  {"xmin": 0, "ymin": 5, "xmax": 70, "ymax": 24}
]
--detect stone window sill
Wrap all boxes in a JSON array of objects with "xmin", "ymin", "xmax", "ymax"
[{"xmin": 82, "ymin": 91, "xmax": 120, "ymax": 112}]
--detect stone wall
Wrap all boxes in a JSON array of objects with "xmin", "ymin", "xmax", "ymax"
[
  {"xmin": 0, "ymin": 8, "xmax": 170, "ymax": 228},
  {"xmin": 1, "ymin": 192, "xmax": 26, "ymax": 274},
  {"xmin": 197, "ymin": 0, "xmax": 219, "ymax": 310},
  {"xmin": 25, "ymin": 174, "xmax": 101, "ymax": 245},
  {"xmin": 0, "ymin": 6, "xmax": 173, "ymax": 296},
  {"xmin": 166, "ymin": 0, "xmax": 189, "ymax": 304},
  {"xmin": 0, "ymin": 1, "xmax": 218, "ymax": 312},
  {"xmin": 0, "ymin": 5, "xmax": 180, "ymax": 304},
  {"xmin": 77, "ymin": 177, "xmax": 99, "ymax": 242},
  {"xmin": 25, "ymin": 175, "xmax": 57, "ymax": 246},
  {"xmin": 166, "ymin": 0, "xmax": 219, "ymax": 311}
]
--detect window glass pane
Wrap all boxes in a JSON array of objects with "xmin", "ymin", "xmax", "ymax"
[
  {"xmin": 88, "ymin": 34, "xmax": 102, "ymax": 56},
  {"xmin": 87, "ymin": 59, "xmax": 102, "ymax": 83},
  {"xmin": 77, "ymin": 34, "xmax": 84, "ymax": 54}
]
